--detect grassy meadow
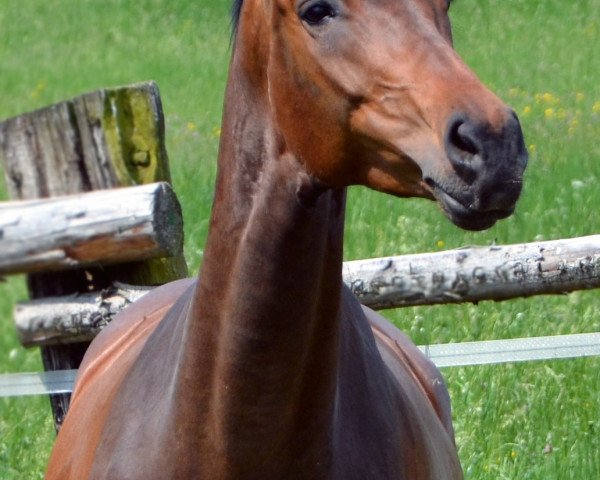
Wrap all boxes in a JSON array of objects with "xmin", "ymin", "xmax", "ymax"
[{"xmin": 1, "ymin": 0, "xmax": 599, "ymax": 478}]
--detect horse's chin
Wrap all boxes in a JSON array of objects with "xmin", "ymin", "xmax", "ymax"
[{"xmin": 431, "ymin": 184, "xmax": 515, "ymax": 231}]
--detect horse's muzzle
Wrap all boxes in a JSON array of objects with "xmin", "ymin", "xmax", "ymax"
[{"xmin": 427, "ymin": 110, "xmax": 528, "ymax": 231}]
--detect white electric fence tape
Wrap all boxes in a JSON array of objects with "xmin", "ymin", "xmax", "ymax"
[
  {"xmin": 419, "ymin": 331, "xmax": 600, "ymax": 368},
  {"xmin": 1, "ymin": 332, "xmax": 599, "ymax": 397},
  {"xmin": 0, "ymin": 369, "xmax": 77, "ymax": 398}
]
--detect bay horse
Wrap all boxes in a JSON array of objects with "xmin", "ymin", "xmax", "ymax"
[{"xmin": 46, "ymin": 0, "xmax": 527, "ymax": 478}]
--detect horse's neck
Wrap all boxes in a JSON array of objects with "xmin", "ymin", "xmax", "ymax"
[{"xmin": 177, "ymin": 61, "xmax": 347, "ymax": 475}]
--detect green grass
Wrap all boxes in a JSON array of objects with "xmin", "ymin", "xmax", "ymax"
[{"xmin": 1, "ymin": 0, "xmax": 599, "ymax": 478}]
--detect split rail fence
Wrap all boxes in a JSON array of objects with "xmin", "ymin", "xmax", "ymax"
[{"xmin": 1, "ymin": 83, "xmax": 599, "ymax": 430}]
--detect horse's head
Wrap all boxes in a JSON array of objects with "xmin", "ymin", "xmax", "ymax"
[{"xmin": 235, "ymin": 0, "xmax": 528, "ymax": 230}]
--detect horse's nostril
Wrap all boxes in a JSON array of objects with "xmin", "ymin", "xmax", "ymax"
[
  {"xmin": 444, "ymin": 114, "xmax": 482, "ymax": 182},
  {"xmin": 448, "ymin": 118, "xmax": 480, "ymax": 158}
]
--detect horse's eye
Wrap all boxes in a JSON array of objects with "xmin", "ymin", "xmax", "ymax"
[{"xmin": 300, "ymin": 1, "xmax": 336, "ymax": 26}]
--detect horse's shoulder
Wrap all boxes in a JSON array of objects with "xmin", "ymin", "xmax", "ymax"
[
  {"xmin": 46, "ymin": 278, "xmax": 196, "ymax": 480},
  {"xmin": 338, "ymin": 285, "xmax": 453, "ymax": 435},
  {"xmin": 337, "ymin": 287, "xmax": 461, "ymax": 478},
  {"xmin": 362, "ymin": 304, "xmax": 455, "ymax": 438},
  {"xmin": 76, "ymin": 277, "xmax": 196, "ymax": 376}
]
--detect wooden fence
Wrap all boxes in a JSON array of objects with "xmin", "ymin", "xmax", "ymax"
[
  {"xmin": 7, "ymin": 234, "xmax": 600, "ymax": 346},
  {"xmin": 0, "ymin": 82, "xmax": 188, "ymax": 430},
  {"xmin": 1, "ymin": 83, "xmax": 599, "ymax": 423}
]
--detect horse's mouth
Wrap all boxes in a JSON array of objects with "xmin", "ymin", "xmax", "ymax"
[{"xmin": 424, "ymin": 180, "xmax": 515, "ymax": 231}]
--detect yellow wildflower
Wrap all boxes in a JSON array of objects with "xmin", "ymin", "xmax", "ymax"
[
  {"xmin": 542, "ymin": 92, "xmax": 559, "ymax": 105},
  {"xmin": 186, "ymin": 121, "xmax": 197, "ymax": 131},
  {"xmin": 592, "ymin": 101, "xmax": 600, "ymax": 114},
  {"xmin": 575, "ymin": 92, "xmax": 585, "ymax": 102},
  {"xmin": 30, "ymin": 80, "xmax": 47, "ymax": 100},
  {"xmin": 528, "ymin": 144, "xmax": 537, "ymax": 155},
  {"xmin": 436, "ymin": 240, "xmax": 445, "ymax": 248},
  {"xmin": 522, "ymin": 105, "xmax": 532, "ymax": 116},
  {"xmin": 544, "ymin": 108, "xmax": 555, "ymax": 119}
]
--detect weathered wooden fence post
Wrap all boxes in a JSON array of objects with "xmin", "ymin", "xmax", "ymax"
[{"xmin": 0, "ymin": 81, "xmax": 188, "ymax": 430}]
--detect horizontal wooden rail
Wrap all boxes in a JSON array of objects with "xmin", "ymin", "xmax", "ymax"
[
  {"xmin": 0, "ymin": 182, "xmax": 183, "ymax": 275},
  {"xmin": 14, "ymin": 235, "xmax": 600, "ymax": 346},
  {"xmin": 16, "ymin": 283, "xmax": 152, "ymax": 346},
  {"xmin": 345, "ymin": 234, "xmax": 600, "ymax": 309}
]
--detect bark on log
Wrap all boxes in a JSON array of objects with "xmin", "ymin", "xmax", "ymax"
[
  {"xmin": 14, "ymin": 235, "xmax": 600, "ymax": 347},
  {"xmin": 0, "ymin": 81, "xmax": 187, "ymax": 430},
  {"xmin": 15, "ymin": 283, "xmax": 152, "ymax": 346},
  {"xmin": 344, "ymin": 234, "xmax": 600, "ymax": 309},
  {"xmin": 0, "ymin": 182, "xmax": 182, "ymax": 275}
]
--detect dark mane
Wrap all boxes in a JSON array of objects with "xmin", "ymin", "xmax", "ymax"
[{"xmin": 232, "ymin": 0, "xmax": 243, "ymax": 34}]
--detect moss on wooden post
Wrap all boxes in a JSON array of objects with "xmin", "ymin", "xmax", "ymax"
[{"xmin": 103, "ymin": 84, "xmax": 172, "ymax": 186}]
